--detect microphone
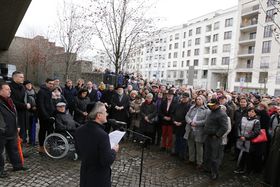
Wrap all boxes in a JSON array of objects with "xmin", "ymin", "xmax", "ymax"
[{"xmin": 108, "ymin": 119, "xmax": 127, "ymax": 125}]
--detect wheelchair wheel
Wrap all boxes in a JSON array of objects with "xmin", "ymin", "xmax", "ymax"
[{"xmin": 44, "ymin": 133, "xmax": 69, "ymax": 159}]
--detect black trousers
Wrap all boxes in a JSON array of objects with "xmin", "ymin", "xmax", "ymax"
[
  {"xmin": 38, "ymin": 118, "xmax": 54, "ymax": 146},
  {"xmin": 0, "ymin": 137, "xmax": 22, "ymax": 172}
]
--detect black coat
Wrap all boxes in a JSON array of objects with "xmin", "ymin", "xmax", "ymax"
[
  {"xmin": 139, "ymin": 101, "xmax": 157, "ymax": 133},
  {"xmin": 173, "ymin": 102, "xmax": 191, "ymax": 135},
  {"xmin": 159, "ymin": 99, "xmax": 177, "ymax": 126},
  {"xmin": 88, "ymin": 89, "xmax": 98, "ymax": 102},
  {"xmin": 0, "ymin": 98, "xmax": 18, "ymax": 139},
  {"xmin": 62, "ymin": 86, "xmax": 77, "ymax": 109},
  {"xmin": 75, "ymin": 121, "xmax": 116, "ymax": 187},
  {"xmin": 264, "ymin": 125, "xmax": 280, "ymax": 186},
  {"xmin": 37, "ymin": 85, "xmax": 53, "ymax": 120},
  {"xmin": 74, "ymin": 96, "xmax": 90, "ymax": 124},
  {"xmin": 110, "ymin": 94, "xmax": 130, "ymax": 123},
  {"xmin": 55, "ymin": 112, "xmax": 79, "ymax": 131},
  {"xmin": 9, "ymin": 81, "xmax": 28, "ymax": 127}
]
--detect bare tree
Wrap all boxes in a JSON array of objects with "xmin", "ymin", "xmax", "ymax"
[
  {"xmin": 88, "ymin": 0, "xmax": 156, "ymax": 74},
  {"xmin": 56, "ymin": 0, "xmax": 93, "ymax": 81}
]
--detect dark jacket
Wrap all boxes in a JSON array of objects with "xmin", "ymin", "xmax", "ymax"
[
  {"xmin": 110, "ymin": 93, "xmax": 130, "ymax": 123},
  {"xmin": 75, "ymin": 121, "xmax": 116, "ymax": 187},
  {"xmin": 204, "ymin": 106, "xmax": 228, "ymax": 138},
  {"xmin": 62, "ymin": 86, "xmax": 77, "ymax": 108},
  {"xmin": 234, "ymin": 107, "xmax": 248, "ymax": 137},
  {"xmin": 159, "ymin": 99, "xmax": 177, "ymax": 126},
  {"xmin": 74, "ymin": 96, "xmax": 90, "ymax": 124},
  {"xmin": 88, "ymin": 89, "xmax": 98, "ymax": 102},
  {"xmin": 139, "ymin": 101, "xmax": 157, "ymax": 133},
  {"xmin": 0, "ymin": 98, "xmax": 18, "ymax": 139},
  {"xmin": 173, "ymin": 102, "xmax": 191, "ymax": 135},
  {"xmin": 9, "ymin": 81, "xmax": 28, "ymax": 127},
  {"xmin": 37, "ymin": 84, "xmax": 53, "ymax": 120},
  {"xmin": 55, "ymin": 111, "xmax": 79, "ymax": 131},
  {"xmin": 264, "ymin": 125, "xmax": 280, "ymax": 186}
]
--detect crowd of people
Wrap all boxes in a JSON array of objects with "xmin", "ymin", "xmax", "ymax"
[{"xmin": 0, "ymin": 71, "xmax": 279, "ymax": 186}]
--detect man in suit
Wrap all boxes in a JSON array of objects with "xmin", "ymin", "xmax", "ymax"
[
  {"xmin": 75, "ymin": 102, "xmax": 119, "ymax": 187},
  {"xmin": 87, "ymin": 81, "xmax": 98, "ymax": 102},
  {"xmin": 110, "ymin": 85, "xmax": 130, "ymax": 129}
]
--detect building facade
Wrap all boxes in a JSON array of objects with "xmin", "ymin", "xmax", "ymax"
[
  {"xmin": 234, "ymin": 0, "xmax": 280, "ymax": 95},
  {"xmin": 127, "ymin": 7, "xmax": 238, "ymax": 90}
]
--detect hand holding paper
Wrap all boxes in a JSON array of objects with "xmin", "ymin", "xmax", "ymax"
[{"xmin": 109, "ymin": 130, "xmax": 126, "ymax": 148}]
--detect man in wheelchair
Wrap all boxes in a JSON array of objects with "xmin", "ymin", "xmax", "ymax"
[{"xmin": 54, "ymin": 102, "xmax": 80, "ymax": 135}]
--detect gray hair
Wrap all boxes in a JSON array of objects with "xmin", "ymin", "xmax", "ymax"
[
  {"xmin": 146, "ymin": 93, "xmax": 153, "ymax": 99},
  {"xmin": 88, "ymin": 102, "xmax": 105, "ymax": 120}
]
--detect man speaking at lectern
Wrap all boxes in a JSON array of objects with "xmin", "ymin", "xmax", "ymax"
[{"xmin": 75, "ymin": 102, "xmax": 119, "ymax": 187}]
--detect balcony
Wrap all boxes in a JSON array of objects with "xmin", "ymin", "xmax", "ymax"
[
  {"xmin": 238, "ymin": 48, "xmax": 255, "ymax": 58},
  {"xmin": 240, "ymin": 18, "xmax": 258, "ymax": 32},
  {"xmin": 241, "ymin": 5, "xmax": 259, "ymax": 17}
]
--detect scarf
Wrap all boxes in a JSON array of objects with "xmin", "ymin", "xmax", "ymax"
[{"xmin": 0, "ymin": 96, "xmax": 16, "ymax": 113}]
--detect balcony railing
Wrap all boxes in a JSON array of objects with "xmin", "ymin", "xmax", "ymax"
[{"xmin": 241, "ymin": 5, "xmax": 259, "ymax": 14}]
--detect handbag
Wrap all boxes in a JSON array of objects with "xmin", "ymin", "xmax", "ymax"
[{"xmin": 251, "ymin": 129, "xmax": 268, "ymax": 143}]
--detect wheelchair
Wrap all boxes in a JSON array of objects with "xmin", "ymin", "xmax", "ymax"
[{"xmin": 43, "ymin": 121, "xmax": 78, "ymax": 160}]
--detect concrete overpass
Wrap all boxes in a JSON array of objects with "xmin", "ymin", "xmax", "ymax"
[{"xmin": 0, "ymin": 0, "xmax": 32, "ymax": 50}]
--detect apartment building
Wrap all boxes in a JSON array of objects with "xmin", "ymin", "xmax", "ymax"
[
  {"xmin": 127, "ymin": 7, "xmax": 238, "ymax": 89},
  {"xmin": 92, "ymin": 50, "xmax": 113, "ymax": 71},
  {"xmin": 234, "ymin": 0, "xmax": 280, "ymax": 95}
]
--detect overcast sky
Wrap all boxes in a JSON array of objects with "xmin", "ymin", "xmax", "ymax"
[{"xmin": 16, "ymin": 0, "xmax": 238, "ymax": 38}]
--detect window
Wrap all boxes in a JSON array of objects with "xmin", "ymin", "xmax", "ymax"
[
  {"xmin": 173, "ymin": 61, "xmax": 177, "ymax": 67},
  {"xmin": 195, "ymin": 38, "xmax": 200, "ymax": 45},
  {"xmin": 187, "ymin": 50, "xmax": 191, "ymax": 56},
  {"xmin": 211, "ymin": 58, "xmax": 217, "ymax": 65},
  {"xmin": 194, "ymin": 59, "xmax": 199, "ymax": 66},
  {"xmin": 194, "ymin": 70, "xmax": 198, "ymax": 79},
  {"xmin": 174, "ymin": 43, "xmax": 179, "ymax": 49},
  {"xmin": 205, "ymin": 35, "xmax": 211, "ymax": 43},
  {"xmin": 168, "ymin": 62, "xmax": 171, "ymax": 67},
  {"xmin": 181, "ymin": 61, "xmax": 184, "ymax": 67},
  {"xmin": 250, "ymin": 32, "xmax": 256, "ymax": 39},
  {"xmin": 173, "ymin": 52, "xmax": 178, "ymax": 58},
  {"xmin": 276, "ymin": 71, "xmax": 280, "ymax": 84},
  {"xmin": 225, "ymin": 18, "xmax": 233, "ymax": 27},
  {"xmin": 189, "ymin": 29, "xmax": 192, "ymax": 36},
  {"xmin": 169, "ymin": 35, "xmax": 173, "ymax": 41},
  {"xmin": 247, "ymin": 59, "xmax": 253, "ymax": 68},
  {"xmin": 175, "ymin": 33, "xmax": 180, "ymax": 40},
  {"xmin": 188, "ymin": 39, "xmax": 192, "ymax": 46},
  {"xmin": 184, "ymin": 32, "xmax": 186, "ymax": 38},
  {"xmin": 212, "ymin": 46, "xmax": 218, "ymax": 54},
  {"xmin": 182, "ymin": 51, "xmax": 185, "ymax": 58},
  {"xmin": 203, "ymin": 58, "xmax": 209, "ymax": 65},
  {"xmin": 167, "ymin": 72, "xmax": 171, "ymax": 78},
  {"xmin": 202, "ymin": 70, "xmax": 208, "ymax": 78},
  {"xmin": 206, "ymin": 24, "xmax": 212, "ymax": 32},
  {"xmin": 168, "ymin": 53, "xmax": 171, "ymax": 59},
  {"xmin": 223, "ymin": 44, "xmax": 231, "ymax": 52},
  {"xmin": 173, "ymin": 71, "xmax": 177, "ymax": 78},
  {"xmin": 248, "ymin": 46, "xmax": 255, "ymax": 54},
  {"xmin": 213, "ymin": 34, "xmax": 218, "ymax": 42},
  {"xmin": 266, "ymin": 9, "xmax": 276, "ymax": 22},
  {"xmin": 260, "ymin": 56, "xmax": 270, "ymax": 68},
  {"xmin": 262, "ymin": 41, "xmax": 272, "ymax": 53},
  {"xmin": 278, "ymin": 55, "xmax": 280, "ymax": 68},
  {"xmin": 169, "ymin": 44, "xmax": 172, "ymax": 50},
  {"xmin": 214, "ymin": 22, "xmax": 219, "ymax": 30},
  {"xmin": 224, "ymin": 31, "xmax": 232, "ymax": 40},
  {"xmin": 186, "ymin": 60, "xmax": 190, "ymax": 66},
  {"xmin": 183, "ymin": 41, "xmax": 186, "ymax": 48},
  {"xmin": 259, "ymin": 72, "xmax": 268, "ymax": 83},
  {"xmin": 204, "ymin": 47, "xmax": 210, "ymax": 54},
  {"xmin": 264, "ymin": 25, "xmax": 273, "ymax": 38},
  {"xmin": 194, "ymin": 49, "xmax": 200, "ymax": 56},
  {"xmin": 222, "ymin": 57, "xmax": 230, "ymax": 65},
  {"xmin": 196, "ymin": 27, "xmax": 201, "ymax": 34}
]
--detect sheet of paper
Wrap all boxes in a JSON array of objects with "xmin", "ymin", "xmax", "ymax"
[{"xmin": 109, "ymin": 130, "xmax": 126, "ymax": 148}]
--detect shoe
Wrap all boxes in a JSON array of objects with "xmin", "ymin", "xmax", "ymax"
[
  {"xmin": 13, "ymin": 167, "xmax": 29, "ymax": 172},
  {"xmin": 234, "ymin": 168, "xmax": 245, "ymax": 174},
  {"xmin": 210, "ymin": 173, "xmax": 218, "ymax": 180},
  {"xmin": 0, "ymin": 171, "xmax": 8, "ymax": 178}
]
